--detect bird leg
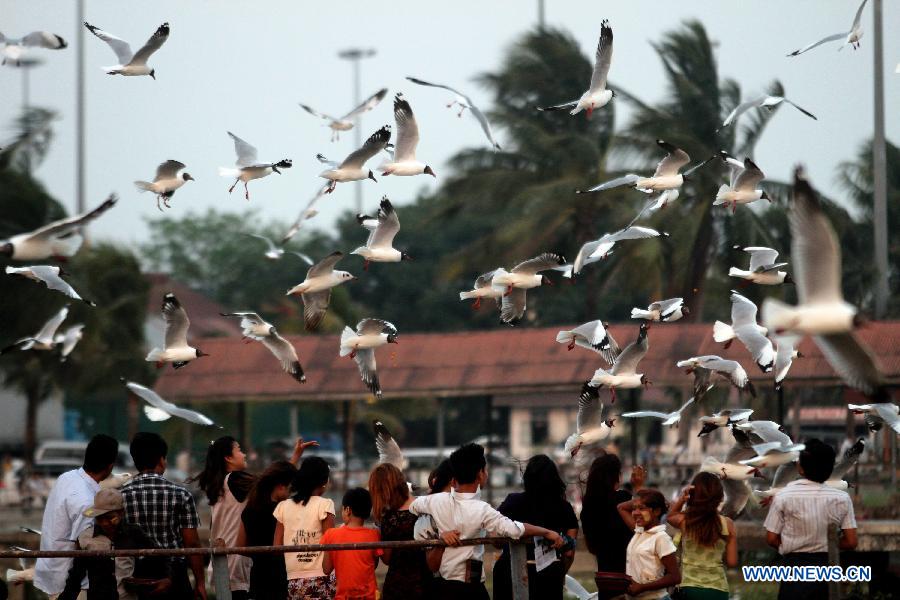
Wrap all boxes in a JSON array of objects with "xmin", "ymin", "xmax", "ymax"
[
  {"xmin": 457, "ymin": 106, "xmax": 466, "ymax": 118},
  {"xmin": 503, "ymin": 285, "xmax": 513, "ymax": 297},
  {"xmin": 325, "ymin": 180, "xmax": 337, "ymax": 194},
  {"xmin": 241, "ymin": 336, "xmax": 253, "ymax": 344},
  {"xmin": 349, "ymin": 346, "xmax": 358, "ymax": 360},
  {"xmin": 163, "ymin": 197, "xmax": 172, "ymax": 209},
  {"xmin": 567, "ymin": 340, "xmax": 576, "ymax": 351},
  {"xmin": 156, "ymin": 361, "xmax": 165, "ymax": 369},
  {"xmin": 609, "ymin": 387, "xmax": 617, "ymax": 404},
  {"xmin": 570, "ymin": 442, "xmax": 582, "ymax": 458},
  {"xmin": 363, "ymin": 260, "xmax": 370, "ymax": 271},
  {"xmin": 156, "ymin": 196, "xmax": 164, "ymax": 212},
  {"xmin": 244, "ymin": 182, "xmax": 250, "ymax": 201},
  {"xmin": 731, "ymin": 200, "xmax": 737, "ymax": 214},
  {"xmin": 228, "ymin": 178, "xmax": 239, "ymax": 194},
  {"xmin": 586, "ymin": 104, "xmax": 594, "ymax": 119},
  {"xmin": 471, "ymin": 297, "xmax": 481, "ymax": 310}
]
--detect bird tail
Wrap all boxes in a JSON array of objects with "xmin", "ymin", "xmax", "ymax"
[
  {"xmin": 555, "ymin": 331, "xmax": 574, "ymax": 344},
  {"xmin": 218, "ymin": 167, "xmax": 240, "ymax": 179},
  {"xmin": 134, "ymin": 180, "xmax": 154, "ymax": 193},
  {"xmin": 459, "ymin": 290, "xmax": 479, "ymax": 301},
  {"xmin": 563, "ymin": 433, "xmax": 579, "ymax": 455},
  {"xmin": 713, "ymin": 184, "xmax": 731, "ymax": 204},
  {"xmin": 728, "ymin": 267, "xmax": 750, "ymax": 278},
  {"xmin": 713, "ymin": 320, "xmax": 735, "ymax": 343},
  {"xmin": 631, "ymin": 308, "xmax": 653, "ymax": 320},
  {"xmin": 699, "ymin": 456, "xmax": 722, "ymax": 473},
  {"xmin": 339, "ymin": 327, "xmax": 355, "ymax": 357},
  {"xmin": 350, "ymin": 246, "xmax": 369, "ymax": 257},
  {"xmin": 145, "ymin": 348, "xmax": 165, "ymax": 362}
]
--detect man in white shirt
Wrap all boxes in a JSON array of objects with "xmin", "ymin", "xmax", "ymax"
[
  {"xmin": 409, "ymin": 443, "xmax": 563, "ymax": 600},
  {"xmin": 34, "ymin": 434, "xmax": 119, "ymax": 599}
]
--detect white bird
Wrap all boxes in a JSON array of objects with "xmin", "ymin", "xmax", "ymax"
[
  {"xmin": 242, "ymin": 233, "xmax": 312, "ymax": 264},
  {"xmin": 713, "ymin": 291, "xmax": 776, "ymax": 373},
  {"xmin": 700, "ymin": 456, "xmax": 761, "ymax": 481},
  {"xmin": 145, "ymin": 293, "xmax": 209, "ymax": 369},
  {"xmin": 459, "ymin": 269, "xmax": 505, "ymax": 310},
  {"xmin": 219, "ymin": 132, "xmax": 292, "ymax": 200},
  {"xmin": 352, "ymin": 197, "xmax": 411, "ymax": 269},
  {"xmin": 83, "ymin": 21, "xmax": 169, "ymax": 78},
  {"xmin": 220, "ymin": 312, "xmax": 273, "ymax": 342},
  {"xmin": 299, "ymin": 88, "xmax": 388, "ymax": 142},
  {"xmin": 576, "ymin": 140, "xmax": 694, "ymax": 195},
  {"xmin": 588, "ymin": 323, "xmax": 651, "ymax": 403},
  {"xmin": 678, "ymin": 355, "xmax": 756, "ymax": 398},
  {"xmin": 773, "ymin": 334, "xmax": 803, "ymax": 391},
  {"xmin": 729, "ymin": 246, "xmax": 791, "ymax": 286},
  {"xmin": 573, "ymin": 226, "xmax": 668, "ymax": 275},
  {"xmin": 713, "ymin": 155, "xmax": 770, "ymax": 213},
  {"xmin": 0, "ymin": 30, "xmax": 66, "ymax": 65},
  {"xmin": 379, "ymin": 94, "xmax": 436, "ymax": 178},
  {"xmin": 0, "ymin": 194, "xmax": 117, "ymax": 261},
  {"xmin": 54, "ymin": 324, "xmax": 85, "ymax": 362},
  {"xmin": 698, "ymin": 407, "xmax": 754, "ymax": 437},
  {"xmin": 491, "ymin": 253, "xmax": 565, "ymax": 324},
  {"xmin": 124, "ymin": 380, "xmax": 218, "ymax": 427},
  {"xmin": 537, "ymin": 20, "xmax": 614, "ymax": 118},
  {"xmin": 740, "ymin": 441, "xmax": 806, "ymax": 468},
  {"xmin": 287, "ymin": 252, "xmax": 354, "ymax": 331},
  {"xmin": 1, "ymin": 305, "xmax": 69, "ymax": 354},
  {"xmin": 340, "ymin": 319, "xmax": 399, "ymax": 398},
  {"xmin": 565, "ymin": 574, "xmax": 598, "ymax": 600},
  {"xmin": 373, "ymin": 420, "xmax": 405, "ymax": 470},
  {"xmin": 406, "ymin": 76, "xmax": 501, "ymax": 149},
  {"xmin": 564, "ymin": 382, "xmax": 616, "ymax": 457},
  {"xmin": 134, "ymin": 160, "xmax": 194, "ymax": 211},
  {"xmin": 720, "ymin": 95, "xmax": 817, "ymax": 129},
  {"xmin": 281, "ymin": 185, "xmax": 328, "ymax": 245},
  {"xmin": 555, "ymin": 320, "xmax": 619, "ymax": 365},
  {"xmin": 260, "ymin": 328, "xmax": 306, "ymax": 384},
  {"xmin": 849, "ymin": 403, "xmax": 900, "ymax": 435},
  {"xmin": 770, "ymin": 438, "xmax": 866, "ymax": 493},
  {"xmin": 735, "ymin": 420, "xmax": 793, "ymax": 447},
  {"xmin": 317, "ymin": 125, "xmax": 391, "ymax": 193},
  {"xmin": 631, "ymin": 298, "xmax": 688, "ymax": 323},
  {"xmin": 5, "ymin": 265, "xmax": 95, "ymax": 306},
  {"xmin": 787, "ymin": 0, "xmax": 868, "ymax": 56},
  {"xmin": 622, "ymin": 393, "xmax": 699, "ymax": 427}
]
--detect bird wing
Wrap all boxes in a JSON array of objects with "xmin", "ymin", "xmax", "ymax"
[
  {"xmin": 406, "ymin": 76, "xmax": 463, "ymax": 96},
  {"xmin": 608, "ymin": 225, "xmax": 664, "ymax": 243},
  {"xmin": 782, "ymin": 99, "xmax": 818, "ymax": 121},
  {"xmin": 35, "ymin": 305, "xmax": 69, "ymax": 343},
  {"xmin": 621, "ymin": 410, "xmax": 669, "ymax": 420},
  {"xmin": 368, "ymin": 197, "xmax": 401, "ymax": 249},
  {"xmin": 536, "ymin": 99, "xmax": 579, "ymax": 112},
  {"xmin": 227, "ymin": 132, "xmax": 259, "ymax": 168},
  {"xmin": 611, "ymin": 326, "xmax": 649, "ymax": 375},
  {"xmin": 729, "ymin": 291, "xmax": 759, "ymax": 327},
  {"xmin": 357, "ymin": 318, "xmax": 397, "ymax": 336},
  {"xmin": 564, "ymin": 574, "xmax": 596, "ymax": 600},
  {"xmin": 500, "ymin": 287, "xmax": 527, "ymax": 323},
  {"xmin": 392, "ymin": 94, "xmax": 420, "ymax": 162},
  {"xmin": 733, "ymin": 158, "xmax": 765, "ymax": 192},
  {"xmin": 772, "ymin": 462, "xmax": 799, "ymax": 489},
  {"xmin": 467, "ymin": 103, "xmax": 501, "ymax": 150},
  {"xmin": 832, "ymin": 438, "xmax": 865, "ymax": 480},
  {"xmin": 814, "ymin": 332, "xmax": 887, "ymax": 399},
  {"xmin": 298, "ymin": 103, "xmax": 340, "ymax": 122},
  {"xmin": 342, "ymin": 87, "xmax": 389, "ymax": 120},
  {"xmin": 28, "ymin": 194, "xmax": 118, "ymax": 241},
  {"xmin": 282, "ymin": 185, "xmax": 328, "ymax": 244},
  {"xmin": 745, "ymin": 247, "xmax": 779, "ymax": 271},
  {"xmin": 511, "ymin": 252, "xmax": 565, "ymax": 274},
  {"xmin": 475, "ymin": 269, "xmax": 500, "ymax": 290},
  {"xmin": 652, "ymin": 140, "xmax": 690, "ymax": 177},
  {"xmin": 787, "ymin": 32, "xmax": 847, "ymax": 56},
  {"xmin": 577, "ymin": 173, "xmax": 640, "ymax": 194},
  {"xmin": 126, "ymin": 381, "xmax": 215, "ymax": 426},
  {"xmin": 373, "ymin": 420, "xmax": 404, "ymax": 469},
  {"xmin": 307, "ymin": 251, "xmax": 344, "ymax": 278},
  {"xmin": 774, "ymin": 334, "xmax": 801, "ymax": 384},
  {"xmin": 301, "ymin": 290, "xmax": 331, "ymax": 331},
  {"xmin": 573, "ymin": 240, "xmax": 603, "ymax": 275},
  {"xmin": 690, "ymin": 367, "xmax": 714, "ymax": 400},
  {"xmin": 721, "ymin": 479, "xmax": 751, "ymax": 519},
  {"xmin": 161, "ymin": 293, "xmax": 190, "ymax": 349},
  {"xmin": 589, "ymin": 20, "xmax": 614, "ymax": 93},
  {"xmin": 339, "ymin": 125, "xmax": 391, "ymax": 169},
  {"xmin": 154, "ymin": 160, "xmax": 185, "ymax": 181},
  {"xmin": 130, "ymin": 22, "xmax": 169, "ymax": 66},
  {"xmin": 790, "ymin": 169, "xmax": 843, "ymax": 304},
  {"xmin": 851, "ymin": 0, "xmax": 869, "ymax": 29},
  {"xmin": 872, "ymin": 404, "xmax": 900, "ymax": 434},
  {"xmin": 743, "ymin": 421, "xmax": 792, "ymax": 446},
  {"xmin": 220, "ymin": 311, "xmax": 265, "ymax": 331},
  {"xmin": 703, "ymin": 358, "xmax": 749, "ymax": 389},
  {"xmin": 29, "ymin": 266, "xmax": 85, "ymax": 302},
  {"xmin": 354, "ymin": 348, "xmax": 381, "ymax": 397},
  {"xmin": 576, "ymin": 382, "xmax": 601, "ymax": 433},
  {"xmin": 246, "ymin": 233, "xmax": 278, "ymax": 254},
  {"xmin": 83, "ymin": 22, "xmax": 133, "ymax": 64},
  {"xmin": 22, "ymin": 31, "xmax": 66, "ymax": 49},
  {"xmin": 721, "ymin": 96, "xmax": 763, "ymax": 128},
  {"xmin": 261, "ymin": 330, "xmax": 305, "ymax": 384}
]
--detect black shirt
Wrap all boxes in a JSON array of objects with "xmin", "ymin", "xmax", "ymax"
[
  {"xmin": 580, "ymin": 488, "xmax": 633, "ymax": 572},
  {"xmin": 241, "ymin": 499, "xmax": 287, "ymax": 600}
]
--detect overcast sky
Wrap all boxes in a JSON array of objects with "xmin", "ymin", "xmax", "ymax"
[{"xmin": 3, "ymin": 0, "xmax": 898, "ymax": 248}]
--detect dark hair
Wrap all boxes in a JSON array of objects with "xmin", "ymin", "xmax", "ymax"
[
  {"xmin": 799, "ymin": 438, "xmax": 835, "ymax": 483},
  {"xmin": 83, "ymin": 435, "xmax": 119, "ymax": 473},
  {"xmin": 428, "ymin": 459, "xmax": 453, "ymax": 494},
  {"xmin": 195, "ymin": 436, "xmax": 238, "ymax": 505},
  {"xmin": 292, "ymin": 456, "xmax": 330, "ymax": 505},
  {"xmin": 449, "ymin": 443, "xmax": 486, "ymax": 485},
  {"xmin": 636, "ymin": 488, "xmax": 667, "ymax": 516},
  {"xmin": 342, "ymin": 487, "xmax": 372, "ymax": 520},
  {"xmin": 583, "ymin": 453, "xmax": 620, "ymax": 505},
  {"xmin": 523, "ymin": 454, "xmax": 566, "ymax": 500},
  {"xmin": 368, "ymin": 463, "xmax": 409, "ymax": 522},
  {"xmin": 247, "ymin": 461, "xmax": 297, "ymax": 512},
  {"xmin": 684, "ymin": 472, "xmax": 725, "ymax": 547},
  {"xmin": 130, "ymin": 432, "xmax": 168, "ymax": 472}
]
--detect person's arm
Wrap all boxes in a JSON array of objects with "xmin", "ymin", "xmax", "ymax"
[
  {"xmin": 724, "ymin": 517, "xmax": 739, "ymax": 568},
  {"xmin": 562, "ymin": 527, "xmax": 578, "ymax": 573},
  {"xmin": 666, "ymin": 485, "xmax": 691, "ymax": 529},
  {"xmin": 520, "ymin": 523, "xmax": 564, "ymax": 548},
  {"xmin": 766, "ymin": 531, "xmax": 781, "ymax": 550},
  {"xmin": 763, "ymin": 495, "xmax": 784, "ymax": 551},
  {"xmin": 627, "ymin": 552, "xmax": 681, "ymax": 596},
  {"xmin": 182, "ymin": 528, "xmax": 207, "ymax": 600},
  {"xmin": 630, "ymin": 465, "xmax": 646, "ymax": 493},
  {"xmin": 321, "ymin": 513, "xmax": 335, "ymax": 533},
  {"xmin": 839, "ymin": 528, "xmax": 858, "ymax": 550},
  {"xmin": 321, "ymin": 532, "xmax": 334, "ymax": 576},
  {"xmin": 838, "ymin": 496, "xmax": 858, "ymax": 550},
  {"xmin": 274, "ymin": 521, "xmax": 284, "ymax": 546},
  {"xmin": 426, "ymin": 547, "xmax": 445, "ymax": 572},
  {"xmin": 290, "ymin": 437, "xmax": 319, "ymax": 465},
  {"xmin": 617, "ymin": 498, "xmax": 637, "ymax": 531}
]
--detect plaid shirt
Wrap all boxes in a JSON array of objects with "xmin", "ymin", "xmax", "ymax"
[{"xmin": 121, "ymin": 472, "xmax": 200, "ymax": 549}]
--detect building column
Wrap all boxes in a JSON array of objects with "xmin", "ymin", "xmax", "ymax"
[
  {"xmin": 342, "ymin": 400, "xmax": 355, "ymax": 491},
  {"xmin": 237, "ymin": 402, "xmax": 247, "ymax": 445},
  {"xmin": 436, "ymin": 397, "xmax": 445, "ymax": 458},
  {"xmin": 289, "ymin": 405, "xmax": 300, "ymax": 440}
]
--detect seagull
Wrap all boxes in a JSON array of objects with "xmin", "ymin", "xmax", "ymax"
[
  {"xmin": 0, "ymin": 305, "xmax": 69, "ymax": 354},
  {"xmin": 54, "ymin": 324, "xmax": 85, "ymax": 362},
  {"xmin": 287, "ymin": 251, "xmax": 354, "ymax": 331},
  {"xmin": 700, "ymin": 456, "xmax": 761, "ymax": 481},
  {"xmin": 770, "ymin": 438, "xmax": 866, "ymax": 494},
  {"xmin": 145, "ymin": 293, "xmax": 209, "ymax": 369},
  {"xmin": 0, "ymin": 194, "xmax": 117, "ymax": 261},
  {"xmin": 555, "ymin": 320, "xmax": 619, "ymax": 364},
  {"xmin": 406, "ymin": 76, "xmax": 501, "ymax": 149},
  {"xmin": 719, "ymin": 427, "xmax": 761, "ymax": 517},
  {"xmin": 257, "ymin": 327, "xmax": 306, "ymax": 384},
  {"xmin": 573, "ymin": 226, "xmax": 668, "ymax": 275},
  {"xmin": 735, "ymin": 420, "xmax": 793, "ymax": 446},
  {"xmin": 729, "ymin": 246, "xmax": 791, "ymax": 286},
  {"xmin": 713, "ymin": 155, "xmax": 770, "ymax": 213},
  {"xmin": 713, "ymin": 291, "xmax": 776, "ymax": 373},
  {"xmin": 565, "ymin": 574, "xmax": 598, "ymax": 600},
  {"xmin": 5, "ymin": 265, "xmax": 96, "ymax": 306},
  {"xmin": 576, "ymin": 140, "xmax": 695, "ymax": 195},
  {"xmin": 720, "ymin": 95, "xmax": 817, "ymax": 130},
  {"xmin": 551, "ymin": 252, "xmax": 613, "ymax": 279},
  {"xmin": 787, "ymin": 0, "xmax": 868, "ymax": 55},
  {"xmin": 697, "ymin": 408, "xmax": 754, "ymax": 437},
  {"xmin": 317, "ymin": 125, "xmax": 390, "ymax": 193},
  {"xmin": 123, "ymin": 380, "xmax": 219, "ymax": 427},
  {"xmin": 220, "ymin": 312, "xmax": 274, "ymax": 342},
  {"xmin": 564, "ymin": 382, "xmax": 616, "ymax": 457},
  {"xmin": 587, "ymin": 323, "xmax": 651, "ymax": 403},
  {"xmin": 352, "ymin": 197, "xmax": 411, "ymax": 269},
  {"xmin": 631, "ymin": 298, "xmax": 688, "ymax": 323},
  {"xmin": 459, "ymin": 269, "xmax": 505, "ymax": 310},
  {"xmin": 0, "ymin": 30, "xmax": 66, "ymax": 66},
  {"xmin": 134, "ymin": 160, "xmax": 194, "ymax": 211},
  {"xmin": 537, "ymin": 20, "xmax": 614, "ymax": 118},
  {"xmin": 242, "ymin": 233, "xmax": 311, "ymax": 264},
  {"xmin": 83, "ymin": 21, "xmax": 169, "ymax": 78},
  {"xmin": 740, "ymin": 441, "xmax": 806, "ymax": 468},
  {"xmin": 299, "ymin": 88, "xmax": 388, "ymax": 142},
  {"xmin": 622, "ymin": 394, "xmax": 699, "ymax": 427},
  {"xmin": 373, "ymin": 420, "xmax": 405, "ymax": 470},
  {"xmin": 678, "ymin": 355, "xmax": 756, "ymax": 398},
  {"xmin": 340, "ymin": 318, "xmax": 398, "ymax": 398},
  {"xmin": 773, "ymin": 334, "xmax": 803, "ymax": 390},
  {"xmin": 219, "ymin": 132, "xmax": 292, "ymax": 200},
  {"xmin": 281, "ymin": 185, "xmax": 328, "ymax": 244},
  {"xmin": 379, "ymin": 94, "xmax": 436, "ymax": 178},
  {"xmin": 491, "ymin": 253, "xmax": 565, "ymax": 324},
  {"xmin": 849, "ymin": 403, "xmax": 900, "ymax": 435}
]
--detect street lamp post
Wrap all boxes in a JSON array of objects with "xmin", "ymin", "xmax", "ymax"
[
  {"xmin": 338, "ymin": 48, "xmax": 376, "ymax": 215},
  {"xmin": 872, "ymin": 0, "xmax": 889, "ymax": 317},
  {"xmin": 17, "ymin": 57, "xmax": 44, "ymax": 174}
]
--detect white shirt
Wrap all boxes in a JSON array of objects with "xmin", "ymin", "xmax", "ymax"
[
  {"xmin": 764, "ymin": 478, "xmax": 856, "ymax": 555},
  {"xmin": 409, "ymin": 490, "xmax": 525, "ymax": 582},
  {"xmin": 34, "ymin": 468, "xmax": 101, "ymax": 595},
  {"xmin": 625, "ymin": 524, "xmax": 677, "ymax": 600}
]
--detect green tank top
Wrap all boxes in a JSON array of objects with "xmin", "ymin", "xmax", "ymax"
[{"xmin": 674, "ymin": 515, "xmax": 729, "ymax": 592}]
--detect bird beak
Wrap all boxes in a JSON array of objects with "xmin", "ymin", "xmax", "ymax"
[
  {"xmin": 185, "ymin": 174, "xmax": 195, "ymax": 182},
  {"xmin": 368, "ymin": 171, "xmax": 378, "ymax": 182},
  {"xmin": 149, "ymin": 70, "xmax": 156, "ymax": 81}
]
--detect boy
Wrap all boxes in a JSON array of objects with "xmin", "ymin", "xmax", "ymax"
[
  {"xmin": 409, "ymin": 443, "xmax": 564, "ymax": 600},
  {"xmin": 321, "ymin": 487, "xmax": 382, "ymax": 600}
]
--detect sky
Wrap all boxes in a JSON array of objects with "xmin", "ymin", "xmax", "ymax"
[{"xmin": 2, "ymin": 0, "xmax": 898, "ymax": 249}]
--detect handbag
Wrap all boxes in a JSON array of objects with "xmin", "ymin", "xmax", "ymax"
[{"xmin": 593, "ymin": 571, "xmax": 631, "ymax": 594}]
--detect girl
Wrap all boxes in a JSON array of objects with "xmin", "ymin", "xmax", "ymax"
[
  {"xmin": 274, "ymin": 457, "xmax": 335, "ymax": 600},
  {"xmin": 666, "ymin": 472, "xmax": 738, "ymax": 600},
  {"xmin": 617, "ymin": 489, "xmax": 681, "ymax": 600}
]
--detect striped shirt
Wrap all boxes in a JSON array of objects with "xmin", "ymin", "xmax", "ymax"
[
  {"xmin": 763, "ymin": 479, "xmax": 856, "ymax": 555},
  {"xmin": 122, "ymin": 472, "xmax": 200, "ymax": 549}
]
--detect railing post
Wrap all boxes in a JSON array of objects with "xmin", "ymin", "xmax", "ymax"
[
  {"xmin": 212, "ymin": 551, "xmax": 232, "ymax": 600},
  {"xmin": 509, "ymin": 541, "xmax": 529, "ymax": 600}
]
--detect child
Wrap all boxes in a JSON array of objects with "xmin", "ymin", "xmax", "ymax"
[
  {"xmin": 617, "ymin": 488, "xmax": 681, "ymax": 600},
  {"xmin": 321, "ymin": 488, "xmax": 382, "ymax": 600}
]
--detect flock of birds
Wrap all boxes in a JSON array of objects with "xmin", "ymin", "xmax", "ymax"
[{"xmin": 1, "ymin": 2, "xmax": 898, "ymax": 521}]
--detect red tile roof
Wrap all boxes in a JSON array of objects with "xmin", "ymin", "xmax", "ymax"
[
  {"xmin": 154, "ymin": 322, "xmax": 900, "ymax": 403},
  {"xmin": 146, "ymin": 273, "xmax": 237, "ymax": 339}
]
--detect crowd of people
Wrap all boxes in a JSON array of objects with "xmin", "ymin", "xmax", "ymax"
[{"xmin": 25, "ymin": 431, "xmax": 857, "ymax": 600}]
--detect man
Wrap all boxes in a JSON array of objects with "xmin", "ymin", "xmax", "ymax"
[
  {"xmin": 765, "ymin": 438, "xmax": 858, "ymax": 600},
  {"xmin": 121, "ymin": 432, "xmax": 206, "ymax": 599},
  {"xmin": 34, "ymin": 434, "xmax": 119, "ymax": 599}
]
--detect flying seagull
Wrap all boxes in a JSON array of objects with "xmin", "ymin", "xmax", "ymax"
[
  {"xmin": 698, "ymin": 408, "xmax": 754, "ymax": 437},
  {"xmin": 631, "ymin": 298, "xmax": 688, "ymax": 323},
  {"xmin": 576, "ymin": 140, "xmax": 697, "ymax": 195},
  {"xmin": 564, "ymin": 382, "xmax": 616, "ymax": 457},
  {"xmin": 555, "ymin": 320, "xmax": 619, "ymax": 365},
  {"xmin": 573, "ymin": 226, "xmax": 668, "ymax": 275},
  {"xmin": 287, "ymin": 251, "xmax": 354, "ymax": 331},
  {"xmin": 134, "ymin": 160, "xmax": 194, "ymax": 211},
  {"xmin": 0, "ymin": 30, "xmax": 66, "ymax": 66},
  {"xmin": 713, "ymin": 154, "xmax": 770, "ymax": 213},
  {"xmin": 0, "ymin": 305, "xmax": 69, "ymax": 354},
  {"xmin": 299, "ymin": 88, "xmax": 388, "ymax": 141},
  {"xmin": 678, "ymin": 355, "xmax": 756, "ymax": 398},
  {"xmin": 459, "ymin": 269, "xmax": 505, "ymax": 310},
  {"xmin": 379, "ymin": 94, "xmax": 436, "ymax": 178},
  {"xmin": 5, "ymin": 265, "xmax": 96, "ymax": 306},
  {"xmin": 145, "ymin": 293, "xmax": 209, "ymax": 369},
  {"xmin": 219, "ymin": 132, "xmax": 292, "ymax": 200},
  {"xmin": 0, "ymin": 194, "xmax": 117, "ymax": 261},
  {"xmin": 787, "ymin": 0, "xmax": 868, "ymax": 56},
  {"xmin": 740, "ymin": 440, "xmax": 806, "ymax": 469},
  {"xmin": 720, "ymin": 95, "xmax": 816, "ymax": 130},
  {"xmin": 565, "ymin": 574, "xmax": 599, "ymax": 600},
  {"xmin": 537, "ymin": 20, "xmax": 614, "ymax": 118},
  {"xmin": 491, "ymin": 253, "xmax": 565, "ymax": 324},
  {"xmin": 713, "ymin": 291, "xmax": 776, "ymax": 373},
  {"xmin": 220, "ymin": 312, "xmax": 305, "ymax": 383},
  {"xmin": 317, "ymin": 125, "xmax": 390, "ymax": 193},
  {"xmin": 622, "ymin": 394, "xmax": 699, "ymax": 427},
  {"xmin": 587, "ymin": 322, "xmax": 651, "ymax": 403},
  {"xmin": 373, "ymin": 420, "xmax": 405, "ymax": 470},
  {"xmin": 55, "ymin": 324, "xmax": 85, "ymax": 362},
  {"xmin": 729, "ymin": 246, "xmax": 791, "ymax": 286},
  {"xmin": 406, "ymin": 76, "xmax": 501, "ymax": 149},
  {"xmin": 124, "ymin": 380, "xmax": 219, "ymax": 427},
  {"xmin": 773, "ymin": 334, "xmax": 803, "ymax": 391},
  {"xmin": 849, "ymin": 403, "xmax": 900, "ymax": 435},
  {"xmin": 83, "ymin": 21, "xmax": 169, "ymax": 78},
  {"xmin": 242, "ymin": 233, "xmax": 312, "ymax": 264},
  {"xmin": 340, "ymin": 319, "xmax": 399, "ymax": 398},
  {"xmin": 352, "ymin": 197, "xmax": 411, "ymax": 269},
  {"xmin": 220, "ymin": 312, "xmax": 273, "ymax": 342}
]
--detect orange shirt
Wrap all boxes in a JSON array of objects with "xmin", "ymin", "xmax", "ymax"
[{"xmin": 321, "ymin": 525, "xmax": 382, "ymax": 600}]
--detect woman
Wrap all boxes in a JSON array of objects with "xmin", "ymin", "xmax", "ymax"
[
  {"xmin": 492, "ymin": 455, "xmax": 578, "ymax": 600},
  {"xmin": 369, "ymin": 463, "xmax": 430, "ymax": 599},
  {"xmin": 237, "ymin": 461, "xmax": 297, "ymax": 600},
  {"xmin": 666, "ymin": 472, "xmax": 738, "ymax": 600},
  {"xmin": 274, "ymin": 456, "xmax": 335, "ymax": 600}
]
